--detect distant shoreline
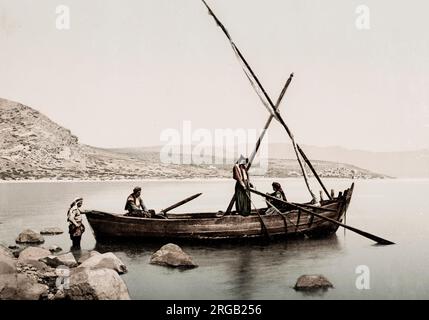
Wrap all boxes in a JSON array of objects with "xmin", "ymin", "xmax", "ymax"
[{"xmin": 0, "ymin": 176, "xmax": 411, "ymax": 185}]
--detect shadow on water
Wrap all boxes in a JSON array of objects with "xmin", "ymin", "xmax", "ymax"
[
  {"xmin": 92, "ymin": 235, "xmax": 343, "ymax": 299},
  {"xmin": 92, "ymin": 234, "xmax": 342, "ymax": 258}
]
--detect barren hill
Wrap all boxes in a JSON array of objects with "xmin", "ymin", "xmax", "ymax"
[{"xmin": 0, "ymin": 97, "xmax": 387, "ymax": 181}]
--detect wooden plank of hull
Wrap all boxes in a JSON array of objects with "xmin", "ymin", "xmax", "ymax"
[{"xmin": 86, "ymin": 185, "xmax": 354, "ymax": 241}]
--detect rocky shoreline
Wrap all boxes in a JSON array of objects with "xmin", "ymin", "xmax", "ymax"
[
  {"xmin": 0, "ymin": 98, "xmax": 390, "ymax": 181},
  {"xmin": 1, "ymin": 228, "xmax": 200, "ymax": 300},
  {"xmin": 0, "ymin": 162, "xmax": 390, "ymax": 182},
  {"xmin": 1, "ymin": 244, "xmax": 131, "ymax": 300}
]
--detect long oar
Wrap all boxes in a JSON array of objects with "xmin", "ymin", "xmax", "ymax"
[
  {"xmin": 245, "ymin": 191, "xmax": 271, "ymax": 240},
  {"xmin": 249, "ymin": 188, "xmax": 395, "ymax": 245},
  {"xmin": 159, "ymin": 193, "xmax": 203, "ymax": 217},
  {"xmin": 225, "ymin": 73, "xmax": 294, "ymax": 213}
]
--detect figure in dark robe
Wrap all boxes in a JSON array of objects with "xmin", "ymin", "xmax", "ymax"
[{"xmin": 233, "ymin": 156, "xmax": 251, "ymax": 216}]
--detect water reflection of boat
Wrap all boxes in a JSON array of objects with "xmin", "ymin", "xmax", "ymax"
[{"xmin": 85, "ymin": 183, "xmax": 353, "ymax": 241}]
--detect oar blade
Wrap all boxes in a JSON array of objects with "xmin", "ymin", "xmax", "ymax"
[
  {"xmin": 161, "ymin": 193, "xmax": 203, "ymax": 214},
  {"xmin": 249, "ymin": 188, "xmax": 395, "ymax": 246}
]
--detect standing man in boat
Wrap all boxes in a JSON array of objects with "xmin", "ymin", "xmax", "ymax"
[
  {"xmin": 265, "ymin": 182, "xmax": 287, "ymax": 215},
  {"xmin": 233, "ymin": 156, "xmax": 251, "ymax": 216},
  {"xmin": 67, "ymin": 197, "xmax": 85, "ymax": 249},
  {"xmin": 125, "ymin": 186, "xmax": 150, "ymax": 217}
]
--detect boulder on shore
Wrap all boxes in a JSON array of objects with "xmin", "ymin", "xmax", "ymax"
[
  {"xmin": 66, "ymin": 268, "xmax": 130, "ymax": 300},
  {"xmin": 18, "ymin": 247, "xmax": 51, "ymax": 264},
  {"xmin": 41, "ymin": 252, "xmax": 78, "ymax": 268},
  {"xmin": 294, "ymin": 275, "xmax": 334, "ymax": 291},
  {"xmin": 16, "ymin": 229, "xmax": 45, "ymax": 244},
  {"xmin": 78, "ymin": 252, "xmax": 127, "ymax": 274},
  {"xmin": 0, "ymin": 273, "xmax": 49, "ymax": 300},
  {"xmin": 150, "ymin": 243, "xmax": 198, "ymax": 268},
  {"xmin": 40, "ymin": 227, "xmax": 64, "ymax": 235}
]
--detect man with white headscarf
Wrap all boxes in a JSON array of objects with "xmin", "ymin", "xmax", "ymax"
[{"xmin": 67, "ymin": 197, "xmax": 85, "ymax": 249}]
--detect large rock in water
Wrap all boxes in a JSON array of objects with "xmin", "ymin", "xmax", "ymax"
[
  {"xmin": 0, "ymin": 273, "xmax": 48, "ymax": 300},
  {"xmin": 77, "ymin": 250, "xmax": 101, "ymax": 264},
  {"xmin": 41, "ymin": 252, "xmax": 78, "ymax": 268},
  {"xmin": 40, "ymin": 227, "xmax": 64, "ymax": 235},
  {"xmin": 66, "ymin": 268, "xmax": 130, "ymax": 300},
  {"xmin": 18, "ymin": 247, "xmax": 51, "ymax": 263},
  {"xmin": 150, "ymin": 243, "xmax": 197, "ymax": 268},
  {"xmin": 78, "ymin": 252, "xmax": 127, "ymax": 274},
  {"xmin": 16, "ymin": 229, "xmax": 45, "ymax": 244},
  {"xmin": 294, "ymin": 275, "xmax": 334, "ymax": 291}
]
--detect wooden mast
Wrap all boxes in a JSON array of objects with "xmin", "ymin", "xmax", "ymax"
[
  {"xmin": 225, "ymin": 73, "xmax": 294, "ymax": 213},
  {"xmin": 201, "ymin": 0, "xmax": 332, "ymax": 201}
]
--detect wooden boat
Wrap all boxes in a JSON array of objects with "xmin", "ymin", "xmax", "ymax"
[
  {"xmin": 83, "ymin": 3, "xmax": 387, "ymax": 244},
  {"xmin": 85, "ymin": 183, "xmax": 354, "ymax": 241}
]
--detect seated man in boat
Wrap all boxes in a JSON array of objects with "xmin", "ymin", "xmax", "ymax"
[
  {"xmin": 233, "ymin": 156, "xmax": 251, "ymax": 216},
  {"xmin": 124, "ymin": 187, "xmax": 152, "ymax": 218},
  {"xmin": 265, "ymin": 182, "xmax": 287, "ymax": 215}
]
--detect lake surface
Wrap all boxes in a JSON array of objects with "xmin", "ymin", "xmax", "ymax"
[{"xmin": 1, "ymin": 178, "xmax": 429, "ymax": 299}]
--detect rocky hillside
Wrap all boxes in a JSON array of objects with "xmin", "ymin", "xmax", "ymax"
[
  {"xmin": 0, "ymin": 98, "xmax": 185, "ymax": 180},
  {"xmin": 0, "ymin": 98, "xmax": 388, "ymax": 181}
]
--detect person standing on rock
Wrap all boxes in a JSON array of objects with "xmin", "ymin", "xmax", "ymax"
[{"xmin": 67, "ymin": 197, "xmax": 85, "ymax": 249}]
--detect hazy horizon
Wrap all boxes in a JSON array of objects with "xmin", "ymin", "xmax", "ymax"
[{"xmin": 1, "ymin": 0, "xmax": 428, "ymax": 152}]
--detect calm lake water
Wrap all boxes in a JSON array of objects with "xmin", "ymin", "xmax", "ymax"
[{"xmin": 1, "ymin": 178, "xmax": 429, "ymax": 300}]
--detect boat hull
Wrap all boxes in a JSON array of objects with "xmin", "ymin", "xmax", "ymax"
[{"xmin": 85, "ymin": 183, "xmax": 354, "ymax": 242}]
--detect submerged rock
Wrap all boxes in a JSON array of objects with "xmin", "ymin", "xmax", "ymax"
[
  {"xmin": 40, "ymin": 227, "xmax": 64, "ymax": 235},
  {"xmin": 78, "ymin": 252, "xmax": 127, "ymax": 274},
  {"xmin": 66, "ymin": 268, "xmax": 130, "ymax": 300},
  {"xmin": 18, "ymin": 247, "xmax": 51, "ymax": 263},
  {"xmin": 150, "ymin": 243, "xmax": 197, "ymax": 268},
  {"xmin": 77, "ymin": 250, "xmax": 100, "ymax": 264},
  {"xmin": 294, "ymin": 275, "xmax": 334, "ymax": 291},
  {"xmin": 16, "ymin": 229, "xmax": 45, "ymax": 244},
  {"xmin": 41, "ymin": 252, "xmax": 78, "ymax": 268},
  {"xmin": 47, "ymin": 245, "xmax": 62, "ymax": 253}
]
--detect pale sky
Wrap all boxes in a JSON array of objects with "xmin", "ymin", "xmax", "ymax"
[{"xmin": 0, "ymin": 0, "xmax": 428, "ymax": 152}]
